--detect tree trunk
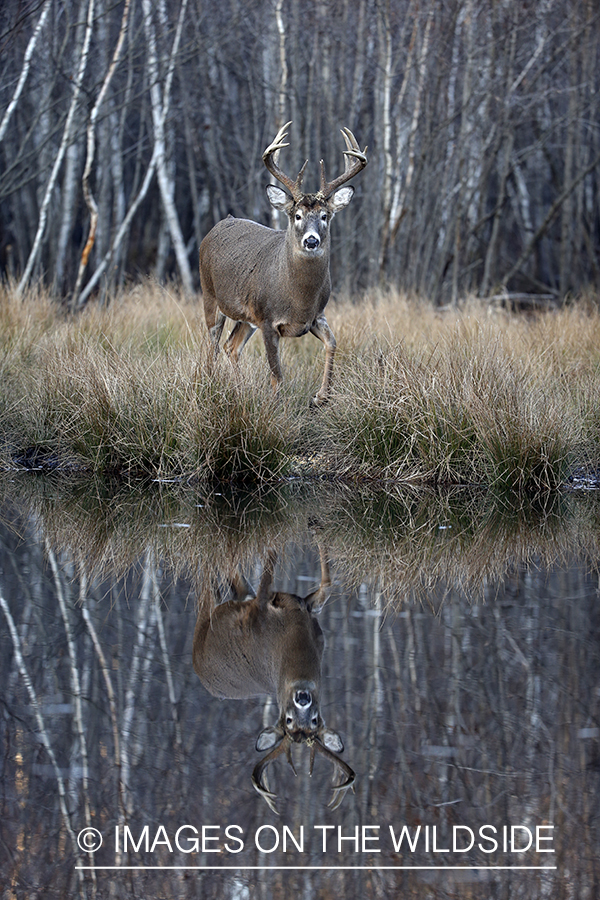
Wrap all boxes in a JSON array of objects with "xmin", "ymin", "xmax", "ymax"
[
  {"xmin": 17, "ymin": 0, "xmax": 95, "ymax": 294},
  {"xmin": 141, "ymin": 0, "xmax": 194, "ymax": 295}
]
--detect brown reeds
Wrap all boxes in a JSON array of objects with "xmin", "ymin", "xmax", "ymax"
[{"xmin": 1, "ymin": 281, "xmax": 599, "ymax": 488}]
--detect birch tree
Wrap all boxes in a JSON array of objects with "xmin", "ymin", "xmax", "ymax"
[
  {"xmin": 17, "ymin": 0, "xmax": 95, "ymax": 294},
  {"xmin": 71, "ymin": 0, "xmax": 131, "ymax": 306},
  {"xmin": 141, "ymin": 0, "xmax": 193, "ymax": 296},
  {"xmin": 0, "ymin": 0, "xmax": 52, "ymax": 144}
]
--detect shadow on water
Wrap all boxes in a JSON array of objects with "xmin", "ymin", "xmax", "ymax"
[{"xmin": 0, "ymin": 474, "xmax": 599, "ymax": 898}]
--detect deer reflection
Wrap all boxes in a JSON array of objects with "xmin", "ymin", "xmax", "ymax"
[{"xmin": 193, "ymin": 546, "xmax": 354, "ymax": 814}]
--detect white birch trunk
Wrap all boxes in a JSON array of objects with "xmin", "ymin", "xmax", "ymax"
[
  {"xmin": 377, "ymin": 0, "xmax": 393, "ymax": 274},
  {"xmin": 141, "ymin": 0, "xmax": 194, "ymax": 295},
  {"xmin": 79, "ymin": 574, "xmax": 127, "ymax": 861},
  {"xmin": 388, "ymin": 9, "xmax": 433, "ymax": 242},
  {"xmin": 76, "ymin": 145, "xmax": 159, "ymax": 307},
  {"xmin": 152, "ymin": 573, "xmax": 183, "ymax": 753},
  {"xmin": 265, "ymin": 0, "xmax": 288, "ymax": 231},
  {"xmin": 47, "ymin": 545, "xmax": 96, "ymax": 882},
  {"xmin": 120, "ymin": 557, "xmax": 153, "ymax": 817},
  {"xmin": 0, "ymin": 593, "xmax": 84, "ymax": 885},
  {"xmin": 17, "ymin": 0, "xmax": 96, "ymax": 294},
  {"xmin": 71, "ymin": 0, "xmax": 131, "ymax": 306},
  {"xmin": 559, "ymin": 41, "xmax": 577, "ymax": 295},
  {"xmin": 0, "ymin": 0, "xmax": 52, "ymax": 144},
  {"xmin": 54, "ymin": 138, "xmax": 82, "ymax": 291}
]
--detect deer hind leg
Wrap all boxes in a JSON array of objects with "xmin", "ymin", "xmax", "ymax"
[
  {"xmin": 224, "ymin": 321, "xmax": 257, "ymax": 363},
  {"xmin": 203, "ymin": 292, "xmax": 226, "ymax": 357},
  {"xmin": 309, "ymin": 315, "xmax": 336, "ymax": 407}
]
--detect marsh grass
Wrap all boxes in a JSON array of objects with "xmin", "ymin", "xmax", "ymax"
[
  {"xmin": 5, "ymin": 474, "xmax": 600, "ymax": 603},
  {"xmin": 1, "ymin": 281, "xmax": 599, "ymax": 488},
  {"xmin": 318, "ymin": 328, "xmax": 578, "ymax": 491},
  {"xmin": 0, "ymin": 282, "xmax": 295, "ymax": 481}
]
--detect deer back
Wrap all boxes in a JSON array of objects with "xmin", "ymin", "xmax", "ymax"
[{"xmin": 193, "ymin": 589, "xmax": 324, "ymax": 702}]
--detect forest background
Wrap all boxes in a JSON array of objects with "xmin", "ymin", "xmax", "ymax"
[{"xmin": 0, "ymin": 0, "xmax": 599, "ymax": 308}]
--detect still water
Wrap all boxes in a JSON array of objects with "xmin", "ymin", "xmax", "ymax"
[{"xmin": 1, "ymin": 477, "xmax": 599, "ymax": 898}]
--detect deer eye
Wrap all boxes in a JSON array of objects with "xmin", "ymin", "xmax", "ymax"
[
  {"xmin": 295, "ymin": 212, "xmax": 302, "ymax": 221},
  {"xmin": 321, "ymin": 212, "xmax": 328, "ymax": 221}
]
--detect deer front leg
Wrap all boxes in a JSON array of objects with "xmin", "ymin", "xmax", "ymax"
[
  {"xmin": 261, "ymin": 323, "xmax": 283, "ymax": 392},
  {"xmin": 305, "ymin": 545, "xmax": 331, "ymax": 613},
  {"xmin": 255, "ymin": 549, "xmax": 278, "ymax": 608},
  {"xmin": 309, "ymin": 315, "xmax": 336, "ymax": 407}
]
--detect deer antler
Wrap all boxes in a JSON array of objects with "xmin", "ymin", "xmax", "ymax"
[
  {"xmin": 262, "ymin": 121, "xmax": 308, "ymax": 202},
  {"xmin": 309, "ymin": 737, "xmax": 356, "ymax": 811},
  {"xmin": 319, "ymin": 127, "xmax": 368, "ymax": 200},
  {"xmin": 252, "ymin": 731, "xmax": 355, "ymax": 814},
  {"xmin": 251, "ymin": 733, "xmax": 295, "ymax": 815}
]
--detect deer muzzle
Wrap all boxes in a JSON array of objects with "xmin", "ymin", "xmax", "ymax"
[
  {"xmin": 302, "ymin": 233, "xmax": 321, "ymax": 251},
  {"xmin": 294, "ymin": 689, "xmax": 313, "ymax": 709},
  {"xmin": 288, "ymin": 687, "xmax": 320, "ymax": 734}
]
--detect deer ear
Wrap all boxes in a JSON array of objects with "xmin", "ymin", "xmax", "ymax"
[
  {"xmin": 330, "ymin": 186, "xmax": 354, "ymax": 212},
  {"xmin": 256, "ymin": 725, "xmax": 283, "ymax": 751},
  {"xmin": 321, "ymin": 728, "xmax": 344, "ymax": 753},
  {"xmin": 266, "ymin": 184, "xmax": 292, "ymax": 212}
]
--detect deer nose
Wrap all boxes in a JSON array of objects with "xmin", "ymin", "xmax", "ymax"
[
  {"xmin": 294, "ymin": 690, "xmax": 312, "ymax": 708},
  {"xmin": 303, "ymin": 234, "xmax": 320, "ymax": 250}
]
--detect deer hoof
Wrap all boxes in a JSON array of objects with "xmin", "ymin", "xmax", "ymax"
[{"xmin": 309, "ymin": 394, "xmax": 329, "ymax": 410}]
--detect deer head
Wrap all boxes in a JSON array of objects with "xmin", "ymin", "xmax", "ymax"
[{"xmin": 263, "ymin": 122, "xmax": 368, "ymax": 259}]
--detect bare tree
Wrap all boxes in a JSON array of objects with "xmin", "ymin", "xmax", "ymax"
[
  {"xmin": 16, "ymin": 0, "xmax": 95, "ymax": 293},
  {"xmin": 0, "ymin": 0, "xmax": 599, "ymax": 301},
  {"xmin": 71, "ymin": 0, "xmax": 131, "ymax": 306}
]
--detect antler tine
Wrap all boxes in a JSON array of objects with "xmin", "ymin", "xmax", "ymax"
[
  {"xmin": 319, "ymin": 127, "xmax": 368, "ymax": 199},
  {"xmin": 251, "ymin": 734, "xmax": 295, "ymax": 815},
  {"xmin": 312, "ymin": 738, "xmax": 356, "ymax": 810},
  {"xmin": 328, "ymin": 765, "xmax": 356, "ymax": 811},
  {"xmin": 309, "ymin": 739, "xmax": 317, "ymax": 776},
  {"xmin": 263, "ymin": 121, "xmax": 308, "ymax": 202}
]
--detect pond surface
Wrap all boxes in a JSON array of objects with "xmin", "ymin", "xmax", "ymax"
[{"xmin": 1, "ymin": 477, "xmax": 599, "ymax": 899}]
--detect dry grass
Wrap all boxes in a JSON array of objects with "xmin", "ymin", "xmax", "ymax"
[
  {"xmin": 1, "ymin": 281, "xmax": 599, "ymax": 488},
  {"xmin": 0, "ymin": 281, "xmax": 296, "ymax": 481},
  {"xmin": 4, "ymin": 475, "xmax": 600, "ymax": 602},
  {"xmin": 316, "ymin": 290, "xmax": 600, "ymax": 490}
]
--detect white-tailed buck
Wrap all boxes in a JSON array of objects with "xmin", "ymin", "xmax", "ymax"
[
  {"xmin": 199, "ymin": 123, "xmax": 368, "ymax": 406},
  {"xmin": 193, "ymin": 547, "xmax": 354, "ymax": 814}
]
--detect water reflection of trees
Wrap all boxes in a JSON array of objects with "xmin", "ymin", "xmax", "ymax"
[{"xmin": 0, "ymin": 478, "xmax": 599, "ymax": 898}]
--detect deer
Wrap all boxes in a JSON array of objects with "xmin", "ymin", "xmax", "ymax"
[
  {"xmin": 199, "ymin": 122, "xmax": 368, "ymax": 407},
  {"xmin": 193, "ymin": 546, "xmax": 355, "ymax": 814}
]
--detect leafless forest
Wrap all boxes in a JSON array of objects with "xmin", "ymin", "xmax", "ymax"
[{"xmin": 1, "ymin": 0, "xmax": 599, "ymax": 305}]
